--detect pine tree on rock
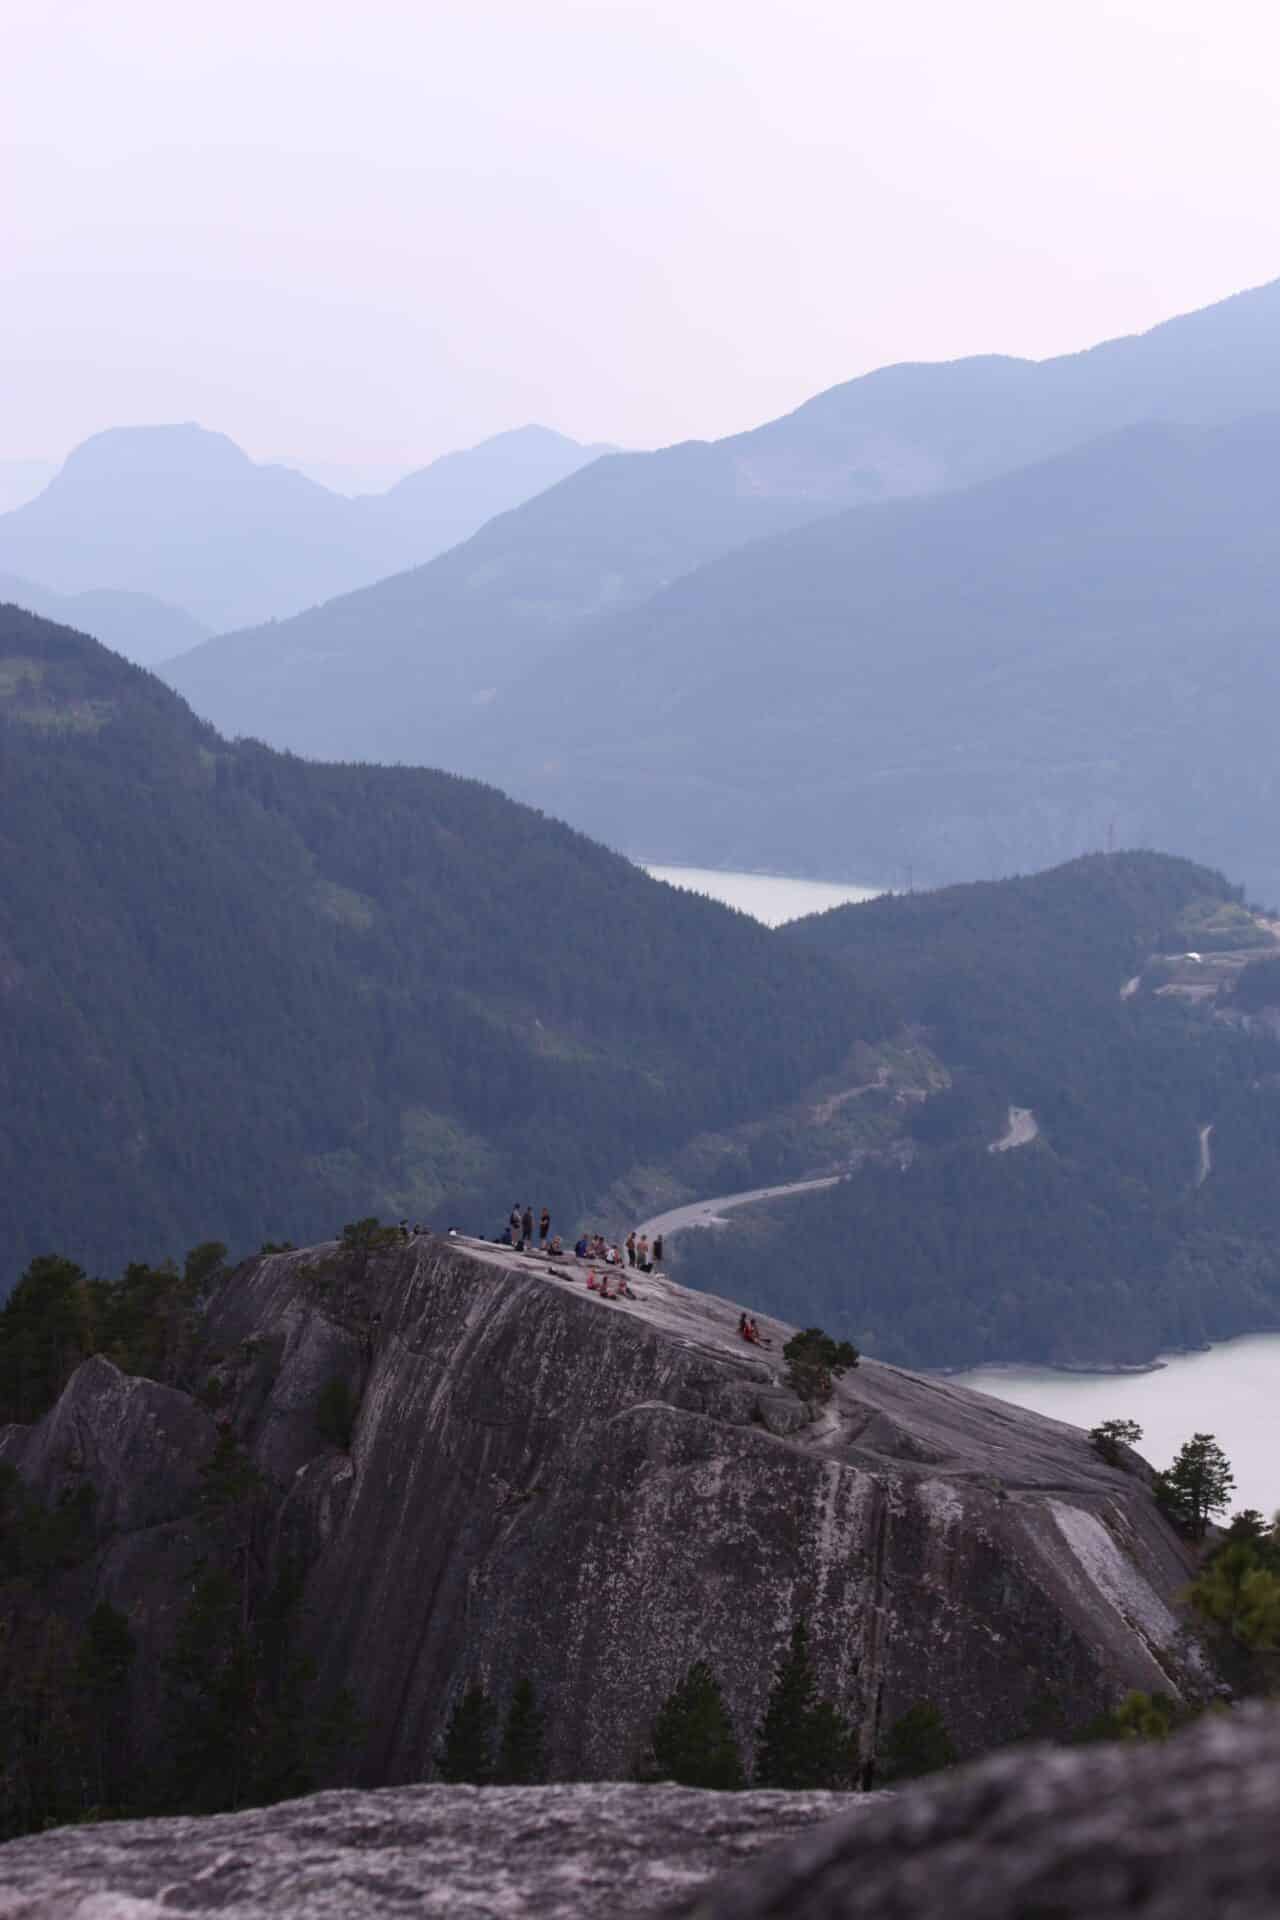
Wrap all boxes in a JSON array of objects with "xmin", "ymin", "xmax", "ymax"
[
  {"xmin": 436, "ymin": 1684, "xmax": 497, "ymax": 1784},
  {"xmin": 496, "ymin": 1677, "xmax": 547, "ymax": 1785},
  {"xmin": 753, "ymin": 1619, "xmax": 854, "ymax": 1789},
  {"xmin": 650, "ymin": 1661, "xmax": 745, "ymax": 1789},
  {"xmin": 1156, "ymin": 1433, "xmax": 1235, "ymax": 1540}
]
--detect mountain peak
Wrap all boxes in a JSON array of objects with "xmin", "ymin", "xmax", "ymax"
[{"xmin": 56, "ymin": 422, "xmax": 256, "ymax": 485}]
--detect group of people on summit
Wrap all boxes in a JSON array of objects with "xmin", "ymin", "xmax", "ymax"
[
  {"xmin": 495, "ymin": 1205, "xmax": 664, "ymax": 1281},
  {"xmin": 487, "ymin": 1206, "xmax": 779, "ymax": 1339}
]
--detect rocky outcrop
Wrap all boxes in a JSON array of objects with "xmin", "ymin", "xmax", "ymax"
[
  {"xmin": 1, "ymin": 1236, "xmax": 1212, "ymax": 1784},
  {"xmin": 0, "ymin": 1784, "xmax": 851, "ymax": 1918},
  {"xmin": 3, "ymin": 1710, "xmax": 1279, "ymax": 1918}
]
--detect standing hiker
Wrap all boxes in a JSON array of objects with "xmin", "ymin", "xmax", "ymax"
[
  {"xmin": 521, "ymin": 1204, "xmax": 534, "ymax": 1250},
  {"xmin": 637, "ymin": 1234, "xmax": 650, "ymax": 1273},
  {"xmin": 653, "ymin": 1234, "xmax": 664, "ymax": 1268},
  {"xmin": 510, "ymin": 1203, "xmax": 522, "ymax": 1248},
  {"xmin": 539, "ymin": 1206, "xmax": 551, "ymax": 1248},
  {"xmin": 626, "ymin": 1231, "xmax": 637, "ymax": 1268}
]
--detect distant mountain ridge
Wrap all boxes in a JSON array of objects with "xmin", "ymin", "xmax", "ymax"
[
  {"xmin": 0, "ymin": 570, "xmax": 207, "ymax": 668},
  {"xmin": 489, "ymin": 411, "xmax": 1280, "ymax": 903},
  {"xmin": 0, "ymin": 422, "xmax": 606, "ymax": 633},
  {"xmin": 162, "ymin": 274, "xmax": 1280, "ymax": 797}
]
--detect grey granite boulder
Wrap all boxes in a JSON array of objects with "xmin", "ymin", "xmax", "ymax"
[{"xmin": 680, "ymin": 1703, "xmax": 1280, "ymax": 1919}]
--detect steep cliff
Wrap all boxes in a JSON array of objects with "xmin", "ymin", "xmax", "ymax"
[{"xmin": 0, "ymin": 1237, "xmax": 1212, "ymax": 1785}]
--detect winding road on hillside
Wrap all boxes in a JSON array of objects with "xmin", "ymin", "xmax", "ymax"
[
  {"xmin": 636, "ymin": 1175, "xmax": 842, "ymax": 1245},
  {"xmin": 1197, "ymin": 1123, "xmax": 1214, "ymax": 1187},
  {"xmin": 638, "ymin": 1102, "xmax": 1043, "ymax": 1247}
]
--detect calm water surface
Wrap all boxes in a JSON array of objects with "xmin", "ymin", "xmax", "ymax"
[
  {"xmin": 644, "ymin": 863, "xmax": 881, "ymax": 927},
  {"xmin": 956, "ymin": 1334, "xmax": 1280, "ymax": 1514}
]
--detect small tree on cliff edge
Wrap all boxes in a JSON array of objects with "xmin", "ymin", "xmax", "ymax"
[
  {"xmin": 783, "ymin": 1329, "xmax": 859, "ymax": 1404},
  {"xmin": 754, "ymin": 1620, "xmax": 854, "ymax": 1789},
  {"xmin": 437, "ymin": 1685, "xmax": 497, "ymax": 1784},
  {"xmin": 650, "ymin": 1661, "xmax": 745, "ymax": 1789},
  {"xmin": 1088, "ymin": 1418, "xmax": 1143, "ymax": 1467},
  {"xmin": 1156, "ymin": 1433, "xmax": 1235, "ymax": 1540}
]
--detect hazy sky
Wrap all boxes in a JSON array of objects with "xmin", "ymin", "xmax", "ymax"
[{"xmin": 5, "ymin": 0, "xmax": 1280, "ymax": 474}]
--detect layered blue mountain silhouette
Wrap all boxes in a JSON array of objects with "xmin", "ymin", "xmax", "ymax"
[{"xmin": 0, "ymin": 423, "xmax": 606, "ymax": 634}]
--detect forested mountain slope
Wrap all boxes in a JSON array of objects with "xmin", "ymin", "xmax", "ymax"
[
  {"xmin": 163, "ymin": 275, "xmax": 1280, "ymax": 777},
  {"xmin": 496, "ymin": 415, "xmax": 1280, "ymax": 902},
  {"xmin": 0, "ymin": 424, "xmax": 605, "ymax": 634},
  {"xmin": 0, "ymin": 604, "xmax": 887, "ymax": 1287},
  {"xmin": 671, "ymin": 854, "xmax": 1280, "ymax": 1367}
]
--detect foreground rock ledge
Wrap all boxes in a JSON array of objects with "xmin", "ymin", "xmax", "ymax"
[
  {"xmin": 679, "ymin": 1704, "xmax": 1280, "ymax": 1919},
  {"xmin": 4, "ymin": 1711, "xmax": 1280, "ymax": 1920},
  {"xmin": 0, "ymin": 1785, "xmax": 850, "ymax": 1920}
]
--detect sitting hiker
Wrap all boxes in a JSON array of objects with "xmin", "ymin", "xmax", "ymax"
[
  {"xmin": 738, "ymin": 1312, "xmax": 751, "ymax": 1339},
  {"xmin": 575, "ymin": 1235, "xmax": 589, "ymax": 1258},
  {"xmin": 587, "ymin": 1270, "xmax": 599, "ymax": 1291},
  {"xmin": 548, "ymin": 1234, "xmax": 564, "ymax": 1256},
  {"xmin": 499, "ymin": 1224, "xmax": 513, "ymax": 1245}
]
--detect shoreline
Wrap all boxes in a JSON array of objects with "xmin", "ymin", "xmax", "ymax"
[{"xmin": 940, "ymin": 1327, "xmax": 1280, "ymax": 1384}]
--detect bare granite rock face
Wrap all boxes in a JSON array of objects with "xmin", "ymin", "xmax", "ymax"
[
  {"xmin": 0, "ymin": 1235, "xmax": 1212, "ymax": 1783},
  {"xmin": 3, "ymin": 1711, "xmax": 1279, "ymax": 1919},
  {"xmin": 0, "ymin": 1783, "xmax": 853, "ymax": 1919}
]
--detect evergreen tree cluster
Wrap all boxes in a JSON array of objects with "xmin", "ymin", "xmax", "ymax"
[
  {"xmin": 639, "ymin": 1620, "xmax": 957, "ymax": 1792},
  {"xmin": 0, "ymin": 1453, "xmax": 354, "ymax": 1837},
  {"xmin": 437, "ymin": 1678, "xmax": 548, "ymax": 1785},
  {"xmin": 1188, "ymin": 1508, "xmax": 1280, "ymax": 1659},
  {"xmin": 0, "ymin": 1244, "xmax": 226, "ymax": 1425}
]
